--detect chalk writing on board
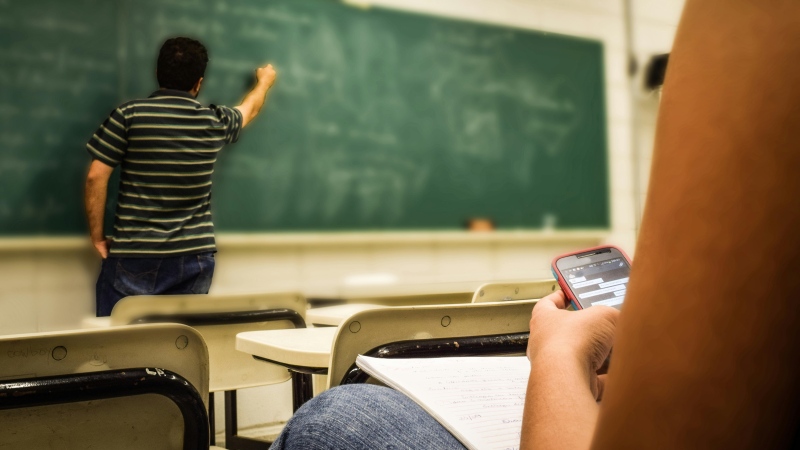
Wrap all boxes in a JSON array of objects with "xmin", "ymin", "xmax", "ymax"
[
  {"xmin": 25, "ymin": 16, "xmax": 90, "ymax": 35},
  {"xmin": 28, "ymin": 106, "xmax": 62, "ymax": 120},
  {"xmin": 209, "ymin": 57, "xmax": 257, "ymax": 73},
  {"xmin": 149, "ymin": 12, "xmax": 219, "ymax": 38},
  {"xmin": 151, "ymin": 0, "xmax": 205, "ymax": 10},
  {"xmin": 0, "ymin": 46, "xmax": 116, "ymax": 96},
  {"xmin": 132, "ymin": 0, "xmax": 445, "ymax": 221},
  {"xmin": 238, "ymin": 24, "xmax": 278, "ymax": 42},
  {"xmin": 0, "ymin": 48, "xmax": 114, "ymax": 73},
  {"xmin": 0, "ymin": 132, "xmax": 27, "ymax": 149},
  {"xmin": 19, "ymin": 198, "xmax": 67, "ymax": 222},
  {"xmin": 228, "ymin": 4, "xmax": 313, "ymax": 25},
  {"xmin": 0, "ymin": 103, "xmax": 19, "ymax": 118}
]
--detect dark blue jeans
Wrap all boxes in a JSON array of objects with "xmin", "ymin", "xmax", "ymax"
[
  {"xmin": 95, "ymin": 252, "xmax": 215, "ymax": 317},
  {"xmin": 270, "ymin": 384, "xmax": 466, "ymax": 450}
]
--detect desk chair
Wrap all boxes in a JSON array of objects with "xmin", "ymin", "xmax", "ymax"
[
  {"xmin": 110, "ymin": 292, "xmax": 307, "ymax": 449},
  {"xmin": 471, "ymin": 279, "xmax": 558, "ymax": 303},
  {"xmin": 350, "ymin": 290, "xmax": 474, "ymax": 306},
  {"xmin": 307, "ymin": 291, "xmax": 474, "ymax": 327},
  {"xmin": 326, "ymin": 300, "xmax": 538, "ymax": 389},
  {"xmin": 0, "ymin": 324, "xmax": 210, "ymax": 450}
]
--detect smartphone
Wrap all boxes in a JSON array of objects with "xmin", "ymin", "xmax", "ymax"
[{"xmin": 551, "ymin": 245, "xmax": 632, "ymax": 310}]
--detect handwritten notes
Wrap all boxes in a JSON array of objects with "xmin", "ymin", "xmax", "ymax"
[{"xmin": 356, "ymin": 355, "xmax": 530, "ymax": 450}]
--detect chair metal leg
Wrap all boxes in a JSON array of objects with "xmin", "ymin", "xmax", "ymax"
[
  {"xmin": 290, "ymin": 371, "xmax": 314, "ymax": 412},
  {"xmin": 209, "ymin": 392, "xmax": 215, "ymax": 446},
  {"xmin": 224, "ymin": 390, "xmax": 271, "ymax": 450}
]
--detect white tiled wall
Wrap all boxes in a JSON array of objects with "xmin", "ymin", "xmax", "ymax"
[{"xmin": 0, "ymin": 0, "xmax": 686, "ymax": 441}]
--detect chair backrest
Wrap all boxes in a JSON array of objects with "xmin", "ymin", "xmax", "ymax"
[
  {"xmin": 345, "ymin": 291, "xmax": 473, "ymax": 307},
  {"xmin": 110, "ymin": 292, "xmax": 307, "ymax": 392},
  {"xmin": 327, "ymin": 300, "xmax": 538, "ymax": 388},
  {"xmin": 0, "ymin": 324, "xmax": 209, "ymax": 449},
  {"xmin": 471, "ymin": 279, "xmax": 558, "ymax": 303},
  {"xmin": 305, "ymin": 287, "xmax": 481, "ymax": 327},
  {"xmin": 341, "ymin": 279, "xmax": 480, "ymax": 302}
]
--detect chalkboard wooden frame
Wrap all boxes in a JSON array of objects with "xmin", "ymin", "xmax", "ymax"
[{"xmin": 0, "ymin": 230, "xmax": 609, "ymax": 252}]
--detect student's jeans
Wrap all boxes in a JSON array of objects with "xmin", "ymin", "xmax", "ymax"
[
  {"xmin": 95, "ymin": 253, "xmax": 215, "ymax": 317},
  {"xmin": 270, "ymin": 384, "xmax": 466, "ymax": 450}
]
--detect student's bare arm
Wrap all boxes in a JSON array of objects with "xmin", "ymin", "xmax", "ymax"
[
  {"xmin": 593, "ymin": 0, "xmax": 800, "ymax": 448},
  {"xmin": 235, "ymin": 64, "xmax": 277, "ymax": 127},
  {"xmin": 521, "ymin": 291, "xmax": 618, "ymax": 450},
  {"xmin": 84, "ymin": 159, "xmax": 115, "ymax": 259},
  {"xmin": 521, "ymin": 1, "xmax": 800, "ymax": 448}
]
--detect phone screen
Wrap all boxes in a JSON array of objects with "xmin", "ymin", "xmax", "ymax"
[{"xmin": 562, "ymin": 256, "xmax": 631, "ymax": 309}]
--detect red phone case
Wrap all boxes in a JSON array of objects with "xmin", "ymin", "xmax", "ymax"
[{"xmin": 550, "ymin": 245, "xmax": 631, "ymax": 310}]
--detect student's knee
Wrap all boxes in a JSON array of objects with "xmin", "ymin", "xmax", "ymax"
[
  {"xmin": 293, "ymin": 384, "xmax": 395, "ymax": 425},
  {"xmin": 273, "ymin": 385, "xmax": 404, "ymax": 449}
]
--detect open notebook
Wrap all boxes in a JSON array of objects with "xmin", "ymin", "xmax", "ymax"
[{"xmin": 356, "ymin": 355, "xmax": 530, "ymax": 450}]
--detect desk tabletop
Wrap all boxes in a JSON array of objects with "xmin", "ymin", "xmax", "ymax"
[
  {"xmin": 236, "ymin": 327, "xmax": 337, "ymax": 369},
  {"xmin": 306, "ymin": 304, "xmax": 384, "ymax": 326},
  {"xmin": 81, "ymin": 316, "xmax": 112, "ymax": 329}
]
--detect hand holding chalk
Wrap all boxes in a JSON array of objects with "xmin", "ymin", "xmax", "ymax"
[{"xmin": 256, "ymin": 64, "xmax": 277, "ymax": 88}]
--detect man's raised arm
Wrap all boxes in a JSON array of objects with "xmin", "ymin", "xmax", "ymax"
[{"xmin": 235, "ymin": 64, "xmax": 277, "ymax": 128}]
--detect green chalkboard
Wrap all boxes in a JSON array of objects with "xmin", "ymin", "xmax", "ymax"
[
  {"xmin": 0, "ymin": 0, "xmax": 120, "ymax": 235},
  {"xmin": 0, "ymin": 0, "xmax": 608, "ymax": 234}
]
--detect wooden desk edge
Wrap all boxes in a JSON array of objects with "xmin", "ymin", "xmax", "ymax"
[{"xmin": 0, "ymin": 230, "xmax": 609, "ymax": 252}]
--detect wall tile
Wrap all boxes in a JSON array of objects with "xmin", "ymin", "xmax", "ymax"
[
  {"xmin": 538, "ymin": 5, "xmax": 626, "ymax": 48},
  {"xmin": 34, "ymin": 252, "xmax": 96, "ymax": 290},
  {"xmin": 0, "ymin": 290, "xmax": 38, "ymax": 336},
  {"xmin": 633, "ymin": 0, "xmax": 686, "ymax": 26},
  {"xmin": 212, "ymin": 248, "xmax": 302, "ymax": 294},
  {"xmin": 0, "ymin": 252, "xmax": 35, "ymax": 291},
  {"xmin": 533, "ymin": 0, "xmax": 623, "ymax": 16},
  {"xmin": 433, "ymin": 243, "xmax": 493, "ymax": 281},
  {"xmin": 299, "ymin": 246, "xmax": 372, "ymax": 285},
  {"xmin": 608, "ymin": 121, "xmax": 633, "ymax": 158},
  {"xmin": 633, "ymin": 21, "xmax": 679, "ymax": 55},
  {"xmin": 604, "ymin": 48, "xmax": 629, "ymax": 87},
  {"xmin": 607, "ymin": 86, "xmax": 633, "ymax": 123},
  {"xmin": 368, "ymin": 244, "xmax": 436, "ymax": 277},
  {"xmin": 611, "ymin": 191, "xmax": 637, "ymax": 231},
  {"xmin": 493, "ymin": 243, "xmax": 564, "ymax": 280},
  {"xmin": 36, "ymin": 287, "xmax": 93, "ymax": 332}
]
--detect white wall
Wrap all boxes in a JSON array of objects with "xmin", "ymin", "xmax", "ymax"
[{"xmin": 0, "ymin": 0, "xmax": 686, "ymax": 442}]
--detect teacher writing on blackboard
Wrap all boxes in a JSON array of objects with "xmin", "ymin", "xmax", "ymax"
[{"xmin": 83, "ymin": 37, "xmax": 277, "ymax": 316}]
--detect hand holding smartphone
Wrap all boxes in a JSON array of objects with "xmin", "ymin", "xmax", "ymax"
[{"xmin": 551, "ymin": 245, "xmax": 631, "ymax": 310}]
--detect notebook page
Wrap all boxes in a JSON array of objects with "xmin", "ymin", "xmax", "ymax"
[{"xmin": 356, "ymin": 355, "xmax": 530, "ymax": 450}]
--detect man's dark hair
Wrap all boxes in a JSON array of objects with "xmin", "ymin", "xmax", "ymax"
[{"xmin": 157, "ymin": 37, "xmax": 209, "ymax": 91}]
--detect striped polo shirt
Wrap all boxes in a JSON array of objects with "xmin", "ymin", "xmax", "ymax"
[{"xmin": 86, "ymin": 89, "xmax": 243, "ymax": 258}]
